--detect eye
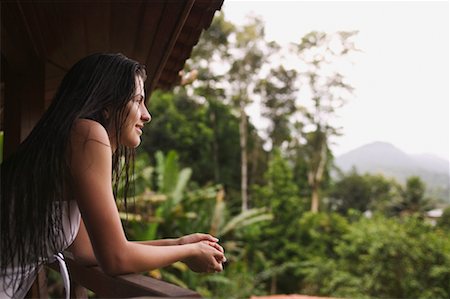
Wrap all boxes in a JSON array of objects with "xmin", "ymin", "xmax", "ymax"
[{"xmin": 134, "ymin": 95, "xmax": 144, "ymax": 104}]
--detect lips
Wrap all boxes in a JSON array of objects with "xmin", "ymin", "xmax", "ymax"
[{"xmin": 135, "ymin": 124, "xmax": 143, "ymax": 134}]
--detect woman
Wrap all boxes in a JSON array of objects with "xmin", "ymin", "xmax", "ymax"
[{"xmin": 0, "ymin": 53, "xmax": 225, "ymax": 298}]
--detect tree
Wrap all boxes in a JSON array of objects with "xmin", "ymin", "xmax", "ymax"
[
  {"xmin": 396, "ymin": 176, "xmax": 434, "ymax": 216},
  {"xmin": 255, "ymin": 65, "xmax": 298, "ymax": 148},
  {"xmin": 331, "ymin": 215, "xmax": 450, "ymax": 299},
  {"xmin": 228, "ymin": 17, "xmax": 267, "ymax": 211},
  {"xmin": 292, "ymin": 31, "xmax": 359, "ymax": 212},
  {"xmin": 252, "ymin": 148, "xmax": 306, "ymax": 293},
  {"xmin": 328, "ymin": 169, "xmax": 372, "ymax": 213},
  {"xmin": 437, "ymin": 206, "xmax": 450, "ymax": 230},
  {"xmin": 140, "ymin": 89, "xmax": 243, "ymax": 189},
  {"xmin": 182, "ymin": 13, "xmax": 269, "ymax": 206},
  {"xmin": 327, "ymin": 170, "xmax": 402, "ymax": 215},
  {"xmin": 184, "ymin": 12, "xmax": 234, "ymax": 184}
]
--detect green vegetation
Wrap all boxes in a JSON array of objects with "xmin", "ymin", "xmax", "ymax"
[{"xmin": 126, "ymin": 12, "xmax": 450, "ymax": 299}]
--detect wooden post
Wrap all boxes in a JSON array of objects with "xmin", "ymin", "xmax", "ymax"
[
  {"xmin": 3, "ymin": 57, "xmax": 45, "ymax": 158},
  {"xmin": 25, "ymin": 269, "xmax": 48, "ymax": 299},
  {"xmin": 70, "ymin": 282, "xmax": 88, "ymax": 299}
]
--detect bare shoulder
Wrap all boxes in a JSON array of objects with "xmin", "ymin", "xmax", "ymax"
[
  {"xmin": 69, "ymin": 119, "xmax": 112, "ymax": 176},
  {"xmin": 71, "ymin": 119, "xmax": 111, "ymax": 148}
]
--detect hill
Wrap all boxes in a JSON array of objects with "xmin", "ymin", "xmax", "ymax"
[{"xmin": 334, "ymin": 142, "xmax": 450, "ymax": 203}]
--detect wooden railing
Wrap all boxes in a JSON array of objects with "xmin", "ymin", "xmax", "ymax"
[{"xmin": 27, "ymin": 255, "xmax": 202, "ymax": 298}]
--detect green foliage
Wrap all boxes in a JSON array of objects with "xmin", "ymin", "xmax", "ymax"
[
  {"xmin": 219, "ymin": 208, "xmax": 272, "ymax": 238},
  {"xmin": 132, "ymin": 110, "xmax": 450, "ymax": 299},
  {"xmin": 250, "ymin": 150, "xmax": 308, "ymax": 292},
  {"xmin": 328, "ymin": 170, "xmax": 403, "ymax": 215},
  {"xmin": 253, "ymin": 149, "xmax": 302, "ymax": 208},
  {"xmin": 155, "ymin": 150, "xmax": 192, "ymax": 207},
  {"xmin": 124, "ymin": 151, "xmax": 274, "ymax": 299},
  {"xmin": 327, "ymin": 170, "xmax": 440, "ymax": 219},
  {"xmin": 331, "ymin": 215, "xmax": 450, "ymax": 298},
  {"xmin": 292, "ymin": 215, "xmax": 450, "ymax": 299},
  {"xmin": 297, "ymin": 212, "xmax": 350, "ymax": 260},
  {"xmin": 396, "ymin": 176, "xmax": 435, "ymax": 215},
  {"xmin": 328, "ymin": 170, "xmax": 372, "ymax": 213},
  {"xmin": 123, "ymin": 151, "xmax": 193, "ymax": 241},
  {"xmin": 255, "ymin": 66, "xmax": 298, "ymax": 148},
  {"xmin": 437, "ymin": 206, "xmax": 450, "ymax": 230},
  {"xmin": 141, "ymin": 89, "xmax": 242, "ymax": 189}
]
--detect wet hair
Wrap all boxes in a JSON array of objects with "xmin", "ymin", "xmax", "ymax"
[{"xmin": 0, "ymin": 53, "xmax": 146, "ymax": 294}]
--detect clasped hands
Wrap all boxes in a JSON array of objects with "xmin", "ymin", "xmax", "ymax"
[{"xmin": 177, "ymin": 233, "xmax": 227, "ymax": 273}]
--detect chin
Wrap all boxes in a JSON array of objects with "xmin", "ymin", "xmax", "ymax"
[
  {"xmin": 130, "ymin": 140, "xmax": 141, "ymax": 148},
  {"xmin": 121, "ymin": 138, "xmax": 141, "ymax": 148}
]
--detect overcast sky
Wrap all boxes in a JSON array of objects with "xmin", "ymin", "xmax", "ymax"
[{"xmin": 222, "ymin": 1, "xmax": 449, "ymax": 161}]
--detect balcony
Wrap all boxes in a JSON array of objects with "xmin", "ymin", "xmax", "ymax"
[{"xmin": 27, "ymin": 255, "xmax": 201, "ymax": 298}]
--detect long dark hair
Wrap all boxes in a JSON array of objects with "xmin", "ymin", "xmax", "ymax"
[{"xmin": 0, "ymin": 53, "xmax": 146, "ymax": 293}]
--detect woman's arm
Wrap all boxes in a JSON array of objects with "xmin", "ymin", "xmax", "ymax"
[
  {"xmin": 68, "ymin": 120, "xmax": 224, "ymax": 275},
  {"xmin": 69, "ymin": 224, "xmax": 224, "ymax": 268},
  {"xmin": 138, "ymin": 233, "xmax": 220, "ymax": 246},
  {"xmin": 69, "ymin": 223, "xmax": 225, "ymax": 270}
]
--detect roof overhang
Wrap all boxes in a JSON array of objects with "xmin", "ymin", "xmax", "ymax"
[{"xmin": 0, "ymin": 0, "xmax": 223, "ymax": 155}]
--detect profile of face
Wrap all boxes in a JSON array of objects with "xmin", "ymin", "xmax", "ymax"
[{"xmin": 119, "ymin": 76, "xmax": 151, "ymax": 148}]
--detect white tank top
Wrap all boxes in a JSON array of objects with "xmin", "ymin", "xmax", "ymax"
[{"xmin": 0, "ymin": 200, "xmax": 81, "ymax": 299}]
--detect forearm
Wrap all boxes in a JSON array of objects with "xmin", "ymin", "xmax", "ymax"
[
  {"xmin": 104, "ymin": 242, "xmax": 194, "ymax": 275},
  {"xmin": 135, "ymin": 238, "xmax": 180, "ymax": 246},
  {"xmin": 69, "ymin": 228, "xmax": 190, "ymax": 272}
]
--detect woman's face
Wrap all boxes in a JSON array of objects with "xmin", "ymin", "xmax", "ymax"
[{"xmin": 119, "ymin": 76, "xmax": 151, "ymax": 148}]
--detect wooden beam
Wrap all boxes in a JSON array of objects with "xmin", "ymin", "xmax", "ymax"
[
  {"xmin": 146, "ymin": 0, "xmax": 195, "ymax": 95},
  {"xmin": 3, "ymin": 56, "xmax": 45, "ymax": 157},
  {"xmin": 49, "ymin": 256, "xmax": 202, "ymax": 298}
]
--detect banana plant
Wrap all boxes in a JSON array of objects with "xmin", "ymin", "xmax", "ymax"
[
  {"xmin": 123, "ymin": 150, "xmax": 192, "ymax": 241},
  {"xmin": 209, "ymin": 187, "xmax": 273, "ymax": 238},
  {"xmin": 155, "ymin": 150, "xmax": 192, "ymax": 214}
]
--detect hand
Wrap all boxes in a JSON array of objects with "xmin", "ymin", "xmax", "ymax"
[
  {"xmin": 177, "ymin": 233, "xmax": 219, "ymax": 246},
  {"xmin": 180, "ymin": 234, "xmax": 226, "ymax": 261},
  {"xmin": 183, "ymin": 241, "xmax": 226, "ymax": 273}
]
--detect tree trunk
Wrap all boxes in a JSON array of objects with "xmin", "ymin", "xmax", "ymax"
[
  {"xmin": 309, "ymin": 136, "xmax": 327, "ymax": 213},
  {"xmin": 210, "ymin": 105, "xmax": 220, "ymax": 182},
  {"xmin": 239, "ymin": 100, "xmax": 248, "ymax": 211},
  {"xmin": 311, "ymin": 185, "xmax": 320, "ymax": 213},
  {"xmin": 270, "ymin": 275, "xmax": 277, "ymax": 294}
]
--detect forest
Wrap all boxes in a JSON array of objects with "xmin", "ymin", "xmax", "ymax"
[{"xmin": 114, "ymin": 12, "xmax": 450, "ymax": 299}]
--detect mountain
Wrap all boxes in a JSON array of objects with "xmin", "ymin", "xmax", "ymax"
[
  {"xmin": 334, "ymin": 142, "xmax": 450, "ymax": 203},
  {"xmin": 411, "ymin": 153, "xmax": 450, "ymax": 174}
]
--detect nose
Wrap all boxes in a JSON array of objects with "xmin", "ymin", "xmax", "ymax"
[{"xmin": 141, "ymin": 105, "xmax": 151, "ymax": 123}]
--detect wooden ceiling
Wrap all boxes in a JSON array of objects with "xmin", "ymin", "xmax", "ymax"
[
  {"xmin": 0, "ymin": 0, "xmax": 223, "ymax": 155},
  {"xmin": 1, "ymin": 0, "xmax": 223, "ymax": 99}
]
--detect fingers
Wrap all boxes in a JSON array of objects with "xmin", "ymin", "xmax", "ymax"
[
  {"xmin": 208, "ymin": 242, "xmax": 227, "ymax": 264},
  {"xmin": 212, "ymin": 260, "xmax": 223, "ymax": 272},
  {"xmin": 203, "ymin": 241, "xmax": 226, "ymax": 264},
  {"xmin": 182, "ymin": 233, "xmax": 219, "ymax": 244},
  {"xmin": 207, "ymin": 241, "xmax": 224, "ymax": 253},
  {"xmin": 207, "ymin": 252, "xmax": 224, "ymax": 273},
  {"xmin": 198, "ymin": 233, "xmax": 219, "ymax": 243},
  {"xmin": 202, "ymin": 242, "xmax": 227, "ymax": 272},
  {"xmin": 186, "ymin": 240, "xmax": 227, "ymax": 274}
]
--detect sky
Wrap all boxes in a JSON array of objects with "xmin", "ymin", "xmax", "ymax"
[{"xmin": 222, "ymin": 1, "xmax": 449, "ymax": 161}]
